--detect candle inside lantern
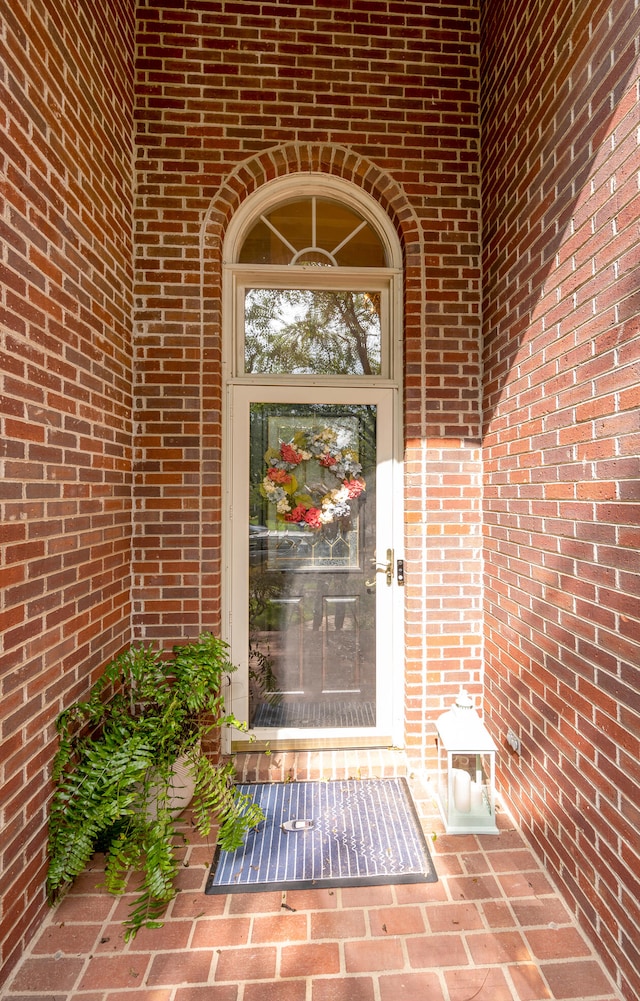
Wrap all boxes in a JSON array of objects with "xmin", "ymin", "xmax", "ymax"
[
  {"xmin": 470, "ymin": 780, "xmax": 483, "ymax": 812},
  {"xmin": 453, "ymin": 768, "xmax": 471, "ymax": 812}
]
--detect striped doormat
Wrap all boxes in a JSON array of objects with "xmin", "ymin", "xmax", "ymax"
[{"xmin": 205, "ymin": 777, "xmax": 437, "ymax": 894}]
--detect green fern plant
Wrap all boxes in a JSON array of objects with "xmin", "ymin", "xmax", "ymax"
[{"xmin": 47, "ymin": 633, "xmax": 263, "ymax": 939}]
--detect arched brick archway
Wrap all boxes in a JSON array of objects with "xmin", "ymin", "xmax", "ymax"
[{"xmin": 201, "ymin": 142, "xmax": 423, "ymax": 256}]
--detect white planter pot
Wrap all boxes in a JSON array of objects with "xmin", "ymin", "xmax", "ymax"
[{"xmin": 146, "ymin": 752, "xmax": 197, "ymax": 818}]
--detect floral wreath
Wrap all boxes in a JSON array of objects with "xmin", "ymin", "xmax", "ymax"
[{"xmin": 261, "ymin": 427, "xmax": 366, "ymax": 529}]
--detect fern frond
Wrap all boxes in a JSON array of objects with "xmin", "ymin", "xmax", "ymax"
[
  {"xmin": 103, "ymin": 820, "xmax": 145, "ymax": 895},
  {"xmin": 120, "ymin": 815, "xmax": 179, "ymax": 940},
  {"xmin": 172, "ymin": 634, "xmax": 235, "ymax": 715},
  {"xmin": 217, "ymin": 788, "xmax": 266, "ymax": 852},
  {"xmin": 123, "ymin": 893, "xmax": 170, "ymax": 942},
  {"xmin": 191, "ymin": 754, "xmax": 264, "ymax": 848},
  {"xmin": 143, "ymin": 816, "xmax": 178, "ymax": 902},
  {"xmin": 47, "ymin": 731, "xmax": 156, "ymax": 900}
]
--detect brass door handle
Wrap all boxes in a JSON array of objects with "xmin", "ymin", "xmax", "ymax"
[{"xmin": 365, "ymin": 548, "xmax": 394, "ymax": 587}]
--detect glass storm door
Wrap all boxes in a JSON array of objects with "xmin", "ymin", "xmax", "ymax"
[{"xmin": 228, "ymin": 386, "xmax": 397, "ymax": 747}]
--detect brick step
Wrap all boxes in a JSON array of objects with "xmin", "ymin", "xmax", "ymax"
[{"xmin": 231, "ymin": 748, "xmax": 411, "ymax": 784}]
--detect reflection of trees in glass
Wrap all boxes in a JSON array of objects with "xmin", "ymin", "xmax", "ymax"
[
  {"xmin": 245, "ymin": 289, "xmax": 381, "ymax": 375},
  {"xmin": 248, "ymin": 565, "xmax": 282, "ymax": 716}
]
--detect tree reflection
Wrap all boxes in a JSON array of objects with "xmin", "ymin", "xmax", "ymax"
[{"xmin": 245, "ymin": 289, "xmax": 381, "ymax": 375}]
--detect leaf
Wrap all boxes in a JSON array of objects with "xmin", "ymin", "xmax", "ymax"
[
  {"xmin": 294, "ymin": 492, "xmax": 313, "ymax": 508},
  {"xmin": 190, "ymin": 755, "xmax": 264, "ymax": 847}
]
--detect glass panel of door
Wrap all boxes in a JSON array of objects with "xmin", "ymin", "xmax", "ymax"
[{"xmin": 248, "ymin": 402, "xmax": 377, "ymax": 730}]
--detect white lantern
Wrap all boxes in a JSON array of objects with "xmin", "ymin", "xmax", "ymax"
[{"xmin": 435, "ymin": 689, "xmax": 498, "ymax": 835}]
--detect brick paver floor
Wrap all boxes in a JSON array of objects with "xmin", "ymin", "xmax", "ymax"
[{"xmin": 0, "ymin": 751, "xmax": 624, "ymax": 1001}]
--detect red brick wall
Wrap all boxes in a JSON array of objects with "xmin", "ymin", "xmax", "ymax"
[
  {"xmin": 0, "ymin": 0, "xmax": 135, "ymax": 981},
  {"xmin": 133, "ymin": 0, "xmax": 483, "ymax": 759},
  {"xmin": 12, "ymin": 0, "xmax": 638, "ymax": 991},
  {"xmin": 481, "ymin": 2, "xmax": 640, "ymax": 997}
]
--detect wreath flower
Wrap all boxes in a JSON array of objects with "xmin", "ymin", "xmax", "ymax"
[{"xmin": 261, "ymin": 427, "xmax": 366, "ymax": 528}]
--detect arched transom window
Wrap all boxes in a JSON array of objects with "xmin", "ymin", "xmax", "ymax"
[{"xmin": 239, "ymin": 196, "xmax": 387, "ymax": 268}]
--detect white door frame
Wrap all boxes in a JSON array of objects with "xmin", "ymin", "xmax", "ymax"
[{"xmin": 222, "ymin": 383, "xmax": 404, "ymax": 752}]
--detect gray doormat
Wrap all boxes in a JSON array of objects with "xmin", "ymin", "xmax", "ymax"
[{"xmin": 205, "ymin": 777, "xmax": 438, "ymax": 894}]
